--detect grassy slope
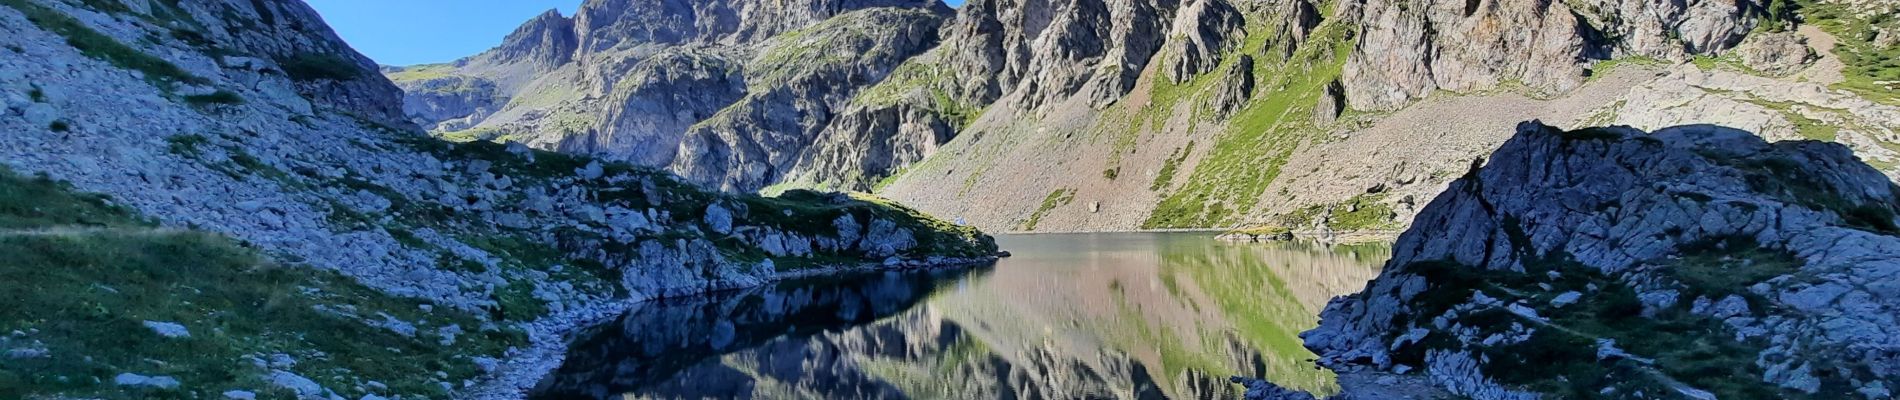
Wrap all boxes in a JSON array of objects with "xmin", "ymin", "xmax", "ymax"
[
  {"xmin": 1798, "ymin": 0, "xmax": 1900, "ymax": 106},
  {"xmin": 0, "ymin": 167, "xmax": 522, "ymax": 399},
  {"xmin": 1142, "ymin": 17, "xmax": 1356, "ymax": 229}
]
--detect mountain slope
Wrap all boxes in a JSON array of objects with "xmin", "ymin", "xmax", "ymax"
[
  {"xmin": 874, "ymin": 0, "xmax": 1900, "ymax": 234},
  {"xmin": 388, "ymin": 0, "xmax": 952, "ymax": 192},
  {"xmin": 402, "ymin": 0, "xmax": 1899, "ymax": 235}
]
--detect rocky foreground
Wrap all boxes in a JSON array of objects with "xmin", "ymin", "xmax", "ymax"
[
  {"xmin": 1251, "ymin": 121, "xmax": 1900, "ymax": 399},
  {"xmin": 0, "ymin": 0, "xmax": 994, "ymax": 399}
]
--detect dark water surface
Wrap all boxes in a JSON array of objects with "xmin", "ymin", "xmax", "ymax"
[{"xmin": 531, "ymin": 233, "xmax": 1388, "ymax": 399}]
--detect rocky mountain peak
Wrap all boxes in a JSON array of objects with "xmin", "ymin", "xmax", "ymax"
[
  {"xmin": 492, "ymin": 8, "xmax": 578, "ymax": 70},
  {"xmin": 569, "ymin": 0, "xmax": 948, "ymax": 60}
]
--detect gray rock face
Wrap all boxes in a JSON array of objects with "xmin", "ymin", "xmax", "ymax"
[
  {"xmin": 1303, "ymin": 121, "xmax": 1900, "ymax": 398},
  {"xmin": 1165, "ymin": 0, "xmax": 1248, "ymax": 84},
  {"xmin": 1263, "ymin": 0, "xmax": 1322, "ymax": 61},
  {"xmin": 396, "ymin": 0, "xmax": 952, "ymax": 192},
  {"xmin": 562, "ymin": 49, "xmax": 746, "ymax": 167},
  {"xmin": 1211, "ymin": 55, "xmax": 1257, "ymax": 118},
  {"xmin": 1737, "ymin": 31, "xmax": 1816, "ymax": 76},
  {"xmin": 492, "ymin": 10, "xmax": 578, "ymax": 70},
  {"xmin": 398, "ymin": 75, "xmax": 499, "ymax": 131},
  {"xmin": 669, "ymin": 8, "xmax": 949, "ymax": 191},
  {"xmin": 113, "ymin": 373, "xmax": 180, "ymax": 390},
  {"xmin": 1340, "ymin": 0, "xmax": 1762, "ymax": 111}
]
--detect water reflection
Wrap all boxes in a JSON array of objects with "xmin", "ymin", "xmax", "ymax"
[{"xmin": 531, "ymin": 233, "xmax": 1387, "ymax": 400}]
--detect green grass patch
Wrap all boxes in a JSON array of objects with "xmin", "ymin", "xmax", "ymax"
[
  {"xmin": 1799, "ymin": 1, "xmax": 1900, "ymax": 106},
  {"xmin": 1587, "ymin": 56, "xmax": 1665, "ymax": 81},
  {"xmin": 1150, "ymin": 141, "xmax": 1195, "ymax": 191},
  {"xmin": 277, "ymin": 53, "xmax": 363, "ymax": 82},
  {"xmin": 1018, "ymin": 188, "xmax": 1076, "ymax": 231},
  {"xmin": 183, "ymin": 90, "xmax": 243, "ymax": 107},
  {"xmin": 0, "ymin": 167, "xmax": 523, "ymax": 399},
  {"xmin": 383, "ymin": 63, "xmax": 456, "ymax": 83},
  {"xmin": 1143, "ymin": 19, "xmax": 1355, "ymax": 228}
]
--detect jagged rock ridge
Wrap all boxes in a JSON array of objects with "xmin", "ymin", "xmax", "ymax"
[{"xmin": 388, "ymin": 0, "xmax": 952, "ymax": 192}]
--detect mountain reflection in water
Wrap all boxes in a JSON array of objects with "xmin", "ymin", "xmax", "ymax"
[{"xmin": 531, "ymin": 233, "xmax": 1387, "ymax": 400}]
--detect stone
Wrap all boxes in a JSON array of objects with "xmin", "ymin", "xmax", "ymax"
[
  {"xmin": 268, "ymin": 370, "xmax": 325, "ymax": 397},
  {"xmin": 1549, "ymin": 291, "xmax": 1582, "ymax": 308},
  {"xmin": 141, "ymin": 321, "xmax": 190, "ymax": 338},
  {"xmin": 703, "ymin": 204, "xmax": 733, "ymax": 235},
  {"xmin": 222, "ymin": 390, "xmax": 258, "ymax": 400},
  {"xmin": 5, "ymin": 347, "xmax": 48, "ymax": 359},
  {"xmin": 577, "ymin": 161, "xmax": 603, "ymax": 180},
  {"xmin": 114, "ymin": 373, "xmax": 181, "ymax": 390},
  {"xmin": 1737, "ymin": 32, "xmax": 1815, "ymax": 75},
  {"xmin": 22, "ymin": 103, "xmax": 57, "ymax": 126}
]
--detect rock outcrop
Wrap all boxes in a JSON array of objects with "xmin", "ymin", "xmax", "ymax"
[
  {"xmin": 1302, "ymin": 121, "xmax": 1900, "ymax": 398},
  {"xmin": 389, "ymin": 0, "xmax": 952, "ymax": 192},
  {"xmin": 1341, "ymin": 0, "xmax": 1764, "ymax": 111}
]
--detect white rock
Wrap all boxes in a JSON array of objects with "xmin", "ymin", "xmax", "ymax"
[
  {"xmin": 1549, "ymin": 291, "xmax": 1583, "ymax": 308},
  {"xmin": 223, "ymin": 390, "xmax": 258, "ymax": 400},
  {"xmin": 268, "ymin": 369, "xmax": 325, "ymax": 396},
  {"xmin": 114, "ymin": 373, "xmax": 181, "ymax": 390},
  {"xmin": 141, "ymin": 321, "xmax": 190, "ymax": 338},
  {"xmin": 22, "ymin": 103, "xmax": 57, "ymax": 126}
]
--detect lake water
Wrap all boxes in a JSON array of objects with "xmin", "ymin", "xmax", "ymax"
[{"xmin": 530, "ymin": 233, "xmax": 1389, "ymax": 399}]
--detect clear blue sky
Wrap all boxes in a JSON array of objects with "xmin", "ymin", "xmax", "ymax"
[
  {"xmin": 307, "ymin": 0, "xmax": 583, "ymax": 66},
  {"xmin": 308, "ymin": 0, "xmax": 962, "ymax": 67}
]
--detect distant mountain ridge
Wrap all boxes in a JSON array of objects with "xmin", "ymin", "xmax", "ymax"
[{"xmin": 398, "ymin": 0, "xmax": 1900, "ymax": 234}]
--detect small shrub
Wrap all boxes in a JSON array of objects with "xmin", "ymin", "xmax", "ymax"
[
  {"xmin": 27, "ymin": 86, "xmax": 43, "ymax": 102},
  {"xmin": 47, "ymin": 121, "xmax": 69, "ymax": 132},
  {"xmin": 4, "ymin": 44, "xmax": 21, "ymax": 53},
  {"xmin": 183, "ymin": 90, "xmax": 243, "ymax": 106},
  {"xmin": 278, "ymin": 53, "xmax": 363, "ymax": 82},
  {"xmin": 164, "ymin": 134, "xmax": 208, "ymax": 156}
]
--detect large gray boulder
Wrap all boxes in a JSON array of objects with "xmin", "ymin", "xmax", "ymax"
[{"xmin": 1304, "ymin": 121, "xmax": 1900, "ymax": 398}]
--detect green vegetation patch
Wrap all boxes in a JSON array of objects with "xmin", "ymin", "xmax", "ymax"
[
  {"xmin": 383, "ymin": 63, "xmax": 457, "ymax": 83},
  {"xmin": 1390, "ymin": 254, "xmax": 1810, "ymax": 399},
  {"xmin": 277, "ymin": 53, "xmax": 364, "ymax": 82},
  {"xmin": 1711, "ymin": 152, "xmax": 1900, "ymax": 236},
  {"xmin": 1799, "ymin": 1, "xmax": 1900, "ymax": 106},
  {"xmin": 1018, "ymin": 188, "xmax": 1076, "ymax": 231},
  {"xmin": 1279, "ymin": 193, "xmax": 1400, "ymax": 232},
  {"xmin": 1150, "ymin": 141, "xmax": 1195, "ymax": 191},
  {"xmin": 0, "ymin": 167, "xmax": 523, "ymax": 399},
  {"xmin": 0, "ymin": 0, "xmax": 207, "ymax": 88},
  {"xmin": 853, "ymin": 57, "xmax": 986, "ymax": 129},
  {"xmin": 1143, "ymin": 18, "xmax": 1356, "ymax": 228},
  {"xmin": 183, "ymin": 90, "xmax": 243, "ymax": 107}
]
